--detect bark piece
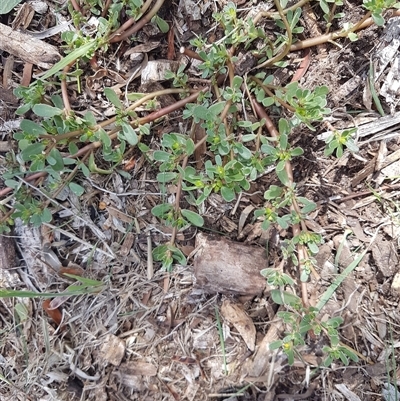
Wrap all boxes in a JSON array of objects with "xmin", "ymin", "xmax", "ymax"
[
  {"xmin": 0, "ymin": 234, "xmax": 16, "ymax": 271},
  {"xmin": 371, "ymin": 234, "xmax": 399, "ymax": 277},
  {"xmin": 0, "ymin": 23, "xmax": 60, "ymax": 69},
  {"xmin": 193, "ymin": 233, "xmax": 268, "ymax": 296},
  {"xmin": 112, "ymin": 361, "xmax": 157, "ymax": 390},
  {"xmin": 221, "ymin": 299, "xmax": 256, "ymax": 351},
  {"xmin": 241, "ymin": 317, "xmax": 283, "ymax": 378},
  {"xmin": 141, "ymin": 60, "xmax": 180, "ymax": 85},
  {"xmin": 100, "ymin": 334, "xmax": 126, "ymax": 366}
]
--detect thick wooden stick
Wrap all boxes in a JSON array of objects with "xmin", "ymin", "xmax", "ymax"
[{"xmin": 0, "ymin": 23, "xmax": 60, "ymax": 69}]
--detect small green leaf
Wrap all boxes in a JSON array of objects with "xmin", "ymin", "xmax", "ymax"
[
  {"xmin": 325, "ymin": 316, "xmax": 344, "ymax": 328},
  {"xmin": 157, "ymin": 172, "xmax": 177, "ymax": 183},
  {"xmin": 221, "ymin": 186, "xmax": 235, "ymax": 202},
  {"xmin": 21, "ymin": 143, "xmax": 45, "ymax": 161},
  {"xmin": 262, "ymin": 97, "xmax": 275, "ymax": 107},
  {"xmin": 291, "ymin": 147, "xmax": 304, "ymax": 157},
  {"xmin": 269, "ymin": 340, "xmax": 283, "ymax": 350},
  {"xmin": 181, "ymin": 209, "xmax": 204, "ymax": 227},
  {"xmin": 80, "ymin": 163, "xmax": 90, "ymax": 177},
  {"xmin": 278, "ymin": 118, "xmax": 290, "ymax": 136},
  {"xmin": 63, "ymin": 274, "xmax": 103, "ymax": 287},
  {"xmin": 0, "ymin": 0, "xmax": 23, "ymax": 14},
  {"xmin": 301, "ymin": 202, "xmax": 316, "ymax": 214},
  {"xmin": 69, "ymin": 182, "xmax": 85, "ymax": 196},
  {"xmin": 14, "ymin": 302, "xmax": 29, "ymax": 322},
  {"xmin": 232, "ymin": 76, "xmax": 243, "ymax": 88},
  {"xmin": 41, "ymin": 40, "xmax": 98, "ymax": 80},
  {"xmin": 372, "ymin": 12, "xmax": 385, "ymax": 26},
  {"xmin": 185, "ymin": 138, "xmax": 195, "ymax": 156},
  {"xmin": 153, "ymin": 15, "xmax": 169, "ymax": 33},
  {"xmin": 4, "ymin": 179, "xmax": 19, "ymax": 189},
  {"xmin": 20, "ymin": 119, "xmax": 47, "ymax": 136},
  {"xmin": 264, "ymin": 185, "xmax": 283, "ymax": 199},
  {"xmin": 207, "ymin": 101, "xmax": 226, "ymax": 117},
  {"xmin": 32, "ymin": 104, "xmax": 63, "ymax": 118},
  {"xmin": 152, "ymin": 203, "xmax": 173, "ymax": 217},
  {"xmin": 236, "ymin": 144, "xmax": 252, "ymax": 160},
  {"xmin": 285, "ymin": 348, "xmax": 295, "ymax": 365},
  {"xmin": 63, "ymin": 158, "xmax": 76, "ymax": 165},
  {"xmin": 98, "ymin": 128, "xmax": 111, "ymax": 148},
  {"xmin": 271, "ymin": 289, "xmax": 302, "ymax": 307},
  {"xmin": 69, "ymin": 142, "xmax": 79, "ymax": 155},
  {"xmin": 242, "ymin": 133, "xmax": 257, "ymax": 141},
  {"xmin": 16, "ymin": 103, "xmax": 31, "ymax": 115},
  {"xmin": 104, "ymin": 88, "xmax": 123, "ymax": 109},
  {"xmin": 347, "ymin": 32, "xmax": 358, "ymax": 41},
  {"xmin": 51, "ymin": 94, "xmax": 64, "ymax": 109},
  {"xmin": 237, "ymin": 121, "xmax": 253, "ymax": 129},
  {"xmin": 193, "ymin": 105, "xmax": 208, "ymax": 120},
  {"xmin": 153, "ymin": 150, "xmax": 171, "ymax": 162},
  {"xmin": 30, "ymin": 158, "xmax": 45, "ymax": 172},
  {"xmin": 47, "ymin": 148, "xmax": 64, "ymax": 171},
  {"xmin": 152, "ymin": 244, "xmax": 169, "ymax": 261},
  {"xmin": 41, "ymin": 208, "xmax": 53, "ymax": 223},
  {"xmin": 308, "ymin": 241, "xmax": 319, "ymax": 254},
  {"xmin": 138, "ymin": 143, "xmax": 150, "ymax": 152},
  {"xmin": 276, "ymin": 167, "xmax": 289, "ymax": 186},
  {"xmin": 83, "ymin": 111, "xmax": 97, "ymax": 125},
  {"xmin": 120, "ymin": 123, "xmax": 138, "ymax": 145},
  {"xmin": 88, "ymin": 152, "xmax": 113, "ymax": 174}
]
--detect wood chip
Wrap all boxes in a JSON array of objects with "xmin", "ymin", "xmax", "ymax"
[
  {"xmin": 335, "ymin": 383, "xmax": 362, "ymax": 401},
  {"xmin": 221, "ymin": 299, "xmax": 256, "ymax": 351},
  {"xmin": 0, "ymin": 235, "xmax": 16, "ymax": 271},
  {"xmin": 371, "ymin": 234, "xmax": 398, "ymax": 277},
  {"xmin": 193, "ymin": 233, "xmax": 268, "ymax": 296},
  {"xmin": 0, "ymin": 23, "xmax": 60, "ymax": 68},
  {"xmin": 100, "ymin": 334, "xmax": 126, "ymax": 366},
  {"xmin": 113, "ymin": 361, "xmax": 157, "ymax": 389}
]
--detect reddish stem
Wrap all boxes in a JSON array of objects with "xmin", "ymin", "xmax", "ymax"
[
  {"xmin": 109, "ymin": 0, "xmax": 164, "ymax": 43},
  {"xmin": 180, "ymin": 47, "xmax": 203, "ymax": 61},
  {"xmin": 61, "ymin": 62, "xmax": 74, "ymax": 114},
  {"xmin": 69, "ymin": 0, "xmax": 81, "ymax": 13}
]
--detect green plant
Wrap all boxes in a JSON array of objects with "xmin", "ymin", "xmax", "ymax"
[
  {"xmin": 264, "ymin": 269, "xmax": 359, "ymax": 366},
  {"xmin": 1, "ymin": 0, "xmax": 397, "ymax": 372},
  {"xmin": 319, "ymin": 0, "xmax": 345, "ymax": 29},
  {"xmin": 363, "ymin": 0, "xmax": 400, "ymax": 25},
  {"xmin": 165, "ymin": 65, "xmax": 189, "ymax": 89},
  {"xmin": 0, "ymin": 275, "xmax": 104, "ymax": 298},
  {"xmin": 324, "ymin": 127, "xmax": 358, "ymax": 157}
]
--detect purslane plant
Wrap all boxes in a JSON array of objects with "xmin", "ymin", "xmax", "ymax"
[{"xmin": 1, "ymin": 0, "xmax": 397, "ymax": 368}]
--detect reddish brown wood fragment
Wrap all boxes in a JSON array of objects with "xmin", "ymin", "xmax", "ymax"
[
  {"xmin": 167, "ymin": 26, "xmax": 175, "ymax": 61},
  {"xmin": 59, "ymin": 266, "xmax": 85, "ymax": 277},
  {"xmin": 43, "ymin": 299, "xmax": 63, "ymax": 327}
]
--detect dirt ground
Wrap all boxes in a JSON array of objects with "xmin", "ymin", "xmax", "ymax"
[{"xmin": 1, "ymin": 0, "xmax": 400, "ymax": 400}]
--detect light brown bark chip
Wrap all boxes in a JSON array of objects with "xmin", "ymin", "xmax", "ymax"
[
  {"xmin": 100, "ymin": 334, "xmax": 126, "ymax": 366},
  {"xmin": 221, "ymin": 299, "xmax": 256, "ymax": 351},
  {"xmin": 193, "ymin": 232, "xmax": 268, "ymax": 296},
  {"xmin": 0, "ymin": 23, "xmax": 61, "ymax": 69}
]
